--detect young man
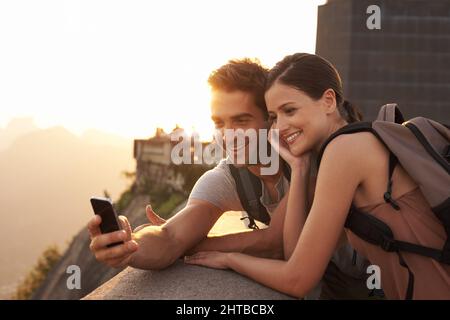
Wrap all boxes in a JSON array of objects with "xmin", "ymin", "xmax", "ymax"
[{"xmin": 88, "ymin": 59, "xmax": 371, "ymax": 299}]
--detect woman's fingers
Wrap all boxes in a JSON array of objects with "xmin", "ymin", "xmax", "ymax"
[{"xmin": 184, "ymin": 251, "xmax": 229, "ymax": 269}]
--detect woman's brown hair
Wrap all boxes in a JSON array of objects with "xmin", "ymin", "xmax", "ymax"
[{"xmin": 266, "ymin": 53, "xmax": 362, "ymax": 123}]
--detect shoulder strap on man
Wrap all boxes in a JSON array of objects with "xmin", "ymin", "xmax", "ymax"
[{"xmin": 228, "ymin": 164, "xmax": 271, "ymax": 228}]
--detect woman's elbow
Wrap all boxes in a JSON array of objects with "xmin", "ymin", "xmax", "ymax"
[
  {"xmin": 281, "ymin": 265, "xmax": 318, "ymax": 299},
  {"xmin": 263, "ymin": 228, "xmax": 284, "ymax": 259}
]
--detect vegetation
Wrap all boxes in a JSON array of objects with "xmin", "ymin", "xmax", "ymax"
[
  {"xmin": 115, "ymin": 177, "xmax": 186, "ymax": 219},
  {"xmin": 171, "ymin": 163, "xmax": 212, "ymax": 193},
  {"xmin": 154, "ymin": 192, "xmax": 186, "ymax": 219},
  {"xmin": 115, "ymin": 187, "xmax": 134, "ymax": 212},
  {"xmin": 12, "ymin": 245, "xmax": 61, "ymax": 300},
  {"xmin": 103, "ymin": 189, "xmax": 111, "ymax": 199},
  {"xmin": 115, "ymin": 162, "xmax": 209, "ymax": 220}
]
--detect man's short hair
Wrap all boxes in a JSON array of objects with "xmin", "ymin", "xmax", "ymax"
[{"xmin": 208, "ymin": 58, "xmax": 269, "ymax": 120}]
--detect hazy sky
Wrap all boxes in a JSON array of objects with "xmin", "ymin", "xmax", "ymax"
[{"xmin": 0, "ymin": 0, "xmax": 324, "ymax": 139}]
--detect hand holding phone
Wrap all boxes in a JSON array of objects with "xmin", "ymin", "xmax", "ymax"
[{"xmin": 90, "ymin": 197, "xmax": 124, "ymax": 248}]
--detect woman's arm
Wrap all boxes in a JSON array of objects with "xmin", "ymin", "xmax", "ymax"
[
  {"xmin": 186, "ymin": 136, "xmax": 364, "ymax": 298},
  {"xmin": 186, "ymin": 192, "xmax": 289, "ymax": 259},
  {"xmin": 267, "ymin": 129, "xmax": 312, "ymax": 260},
  {"xmin": 283, "ymin": 165, "xmax": 309, "ymax": 259}
]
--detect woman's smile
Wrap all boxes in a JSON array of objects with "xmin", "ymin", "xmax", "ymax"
[{"xmin": 282, "ymin": 130, "xmax": 303, "ymax": 145}]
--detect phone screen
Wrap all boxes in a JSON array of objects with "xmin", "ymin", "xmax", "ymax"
[{"xmin": 90, "ymin": 197, "xmax": 122, "ymax": 234}]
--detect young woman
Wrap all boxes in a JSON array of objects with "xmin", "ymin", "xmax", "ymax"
[{"xmin": 185, "ymin": 53, "xmax": 450, "ymax": 299}]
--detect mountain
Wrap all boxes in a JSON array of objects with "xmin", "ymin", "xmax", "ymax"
[
  {"xmin": 0, "ymin": 117, "xmax": 38, "ymax": 151},
  {"xmin": 80, "ymin": 129, "xmax": 132, "ymax": 148},
  {"xmin": 0, "ymin": 126, "xmax": 134, "ymax": 298}
]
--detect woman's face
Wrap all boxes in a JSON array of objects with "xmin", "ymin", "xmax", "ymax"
[{"xmin": 265, "ymin": 81, "xmax": 336, "ymax": 156}]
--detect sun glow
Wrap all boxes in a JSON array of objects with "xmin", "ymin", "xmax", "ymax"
[{"xmin": 0, "ymin": 0, "xmax": 322, "ymax": 141}]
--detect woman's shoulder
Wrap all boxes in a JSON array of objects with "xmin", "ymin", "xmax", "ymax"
[{"xmin": 321, "ymin": 131, "xmax": 387, "ymax": 170}]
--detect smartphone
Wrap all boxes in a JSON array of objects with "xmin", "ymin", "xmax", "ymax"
[{"xmin": 90, "ymin": 197, "xmax": 124, "ymax": 247}]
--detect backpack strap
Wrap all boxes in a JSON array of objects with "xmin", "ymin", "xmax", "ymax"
[
  {"xmin": 346, "ymin": 205, "xmax": 450, "ymax": 299},
  {"xmin": 229, "ymin": 160, "xmax": 292, "ymax": 229},
  {"xmin": 384, "ymin": 152, "xmax": 400, "ymax": 210},
  {"xmin": 228, "ymin": 165, "xmax": 271, "ymax": 228},
  {"xmin": 346, "ymin": 207, "xmax": 446, "ymax": 262},
  {"xmin": 345, "ymin": 207, "xmax": 417, "ymax": 299}
]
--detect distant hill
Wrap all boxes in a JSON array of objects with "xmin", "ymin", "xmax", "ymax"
[
  {"xmin": 0, "ymin": 125, "xmax": 134, "ymax": 297},
  {"xmin": 80, "ymin": 129, "xmax": 132, "ymax": 148},
  {"xmin": 0, "ymin": 117, "xmax": 38, "ymax": 151}
]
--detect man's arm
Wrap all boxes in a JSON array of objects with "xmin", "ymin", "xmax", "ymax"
[
  {"xmin": 187, "ymin": 192, "xmax": 289, "ymax": 259},
  {"xmin": 88, "ymin": 198, "xmax": 224, "ymax": 270},
  {"xmin": 130, "ymin": 198, "xmax": 224, "ymax": 269}
]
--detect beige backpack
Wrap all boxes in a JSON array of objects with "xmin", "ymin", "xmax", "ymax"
[{"xmin": 317, "ymin": 103, "xmax": 450, "ymax": 299}]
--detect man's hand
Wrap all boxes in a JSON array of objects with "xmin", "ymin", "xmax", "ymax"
[
  {"xmin": 88, "ymin": 215, "xmax": 138, "ymax": 268},
  {"xmin": 133, "ymin": 205, "xmax": 166, "ymax": 232},
  {"xmin": 89, "ymin": 199, "xmax": 223, "ymax": 270}
]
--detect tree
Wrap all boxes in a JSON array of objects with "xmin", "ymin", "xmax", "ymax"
[{"xmin": 12, "ymin": 245, "xmax": 61, "ymax": 300}]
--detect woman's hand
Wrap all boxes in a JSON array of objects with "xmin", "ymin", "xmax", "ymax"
[
  {"xmin": 269, "ymin": 128, "xmax": 311, "ymax": 174},
  {"xmin": 184, "ymin": 251, "xmax": 231, "ymax": 270}
]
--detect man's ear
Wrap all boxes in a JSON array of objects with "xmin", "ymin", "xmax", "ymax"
[{"xmin": 321, "ymin": 89, "xmax": 337, "ymax": 115}]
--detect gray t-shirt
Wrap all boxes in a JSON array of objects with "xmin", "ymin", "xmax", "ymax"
[
  {"xmin": 189, "ymin": 159, "xmax": 369, "ymax": 292},
  {"xmin": 189, "ymin": 159, "xmax": 289, "ymax": 228}
]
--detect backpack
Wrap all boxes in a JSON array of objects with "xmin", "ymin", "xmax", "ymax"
[
  {"xmin": 317, "ymin": 103, "xmax": 450, "ymax": 299},
  {"xmin": 228, "ymin": 160, "xmax": 291, "ymax": 229}
]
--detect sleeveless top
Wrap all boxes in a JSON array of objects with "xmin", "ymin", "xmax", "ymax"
[{"xmin": 345, "ymin": 187, "xmax": 450, "ymax": 299}]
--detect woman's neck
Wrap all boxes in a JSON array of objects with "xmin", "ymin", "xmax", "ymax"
[{"xmin": 314, "ymin": 119, "xmax": 348, "ymax": 154}]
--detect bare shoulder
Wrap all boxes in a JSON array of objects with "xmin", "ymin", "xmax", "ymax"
[{"xmin": 320, "ymin": 132, "xmax": 384, "ymax": 170}]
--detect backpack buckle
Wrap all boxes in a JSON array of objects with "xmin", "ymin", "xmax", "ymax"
[
  {"xmin": 381, "ymin": 237, "xmax": 396, "ymax": 252},
  {"xmin": 383, "ymin": 191, "xmax": 400, "ymax": 210}
]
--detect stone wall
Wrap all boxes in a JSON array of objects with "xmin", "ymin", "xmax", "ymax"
[{"xmin": 83, "ymin": 261, "xmax": 294, "ymax": 300}]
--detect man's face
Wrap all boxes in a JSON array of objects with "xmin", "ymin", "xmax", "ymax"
[{"xmin": 210, "ymin": 89, "xmax": 268, "ymax": 167}]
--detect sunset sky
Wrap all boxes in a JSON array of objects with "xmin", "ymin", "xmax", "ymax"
[{"xmin": 0, "ymin": 0, "xmax": 325, "ymax": 140}]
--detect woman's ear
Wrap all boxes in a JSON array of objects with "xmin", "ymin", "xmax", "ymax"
[{"xmin": 321, "ymin": 89, "xmax": 337, "ymax": 115}]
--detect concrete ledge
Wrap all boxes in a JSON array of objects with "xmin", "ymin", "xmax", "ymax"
[{"xmin": 83, "ymin": 260, "xmax": 294, "ymax": 300}]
